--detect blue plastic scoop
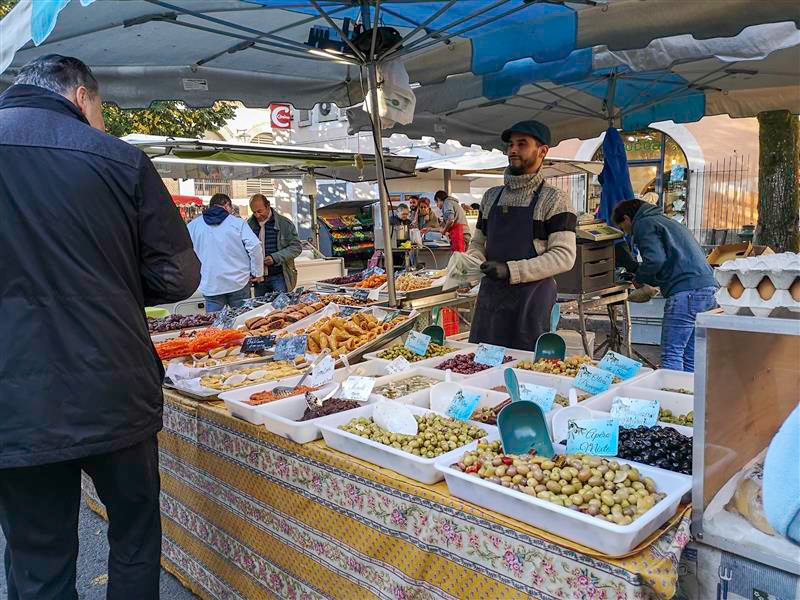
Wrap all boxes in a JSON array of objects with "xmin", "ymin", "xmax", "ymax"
[
  {"xmin": 422, "ymin": 325, "xmax": 445, "ymax": 345},
  {"xmin": 534, "ymin": 303, "xmax": 566, "ymax": 361},
  {"xmin": 496, "ymin": 368, "xmax": 555, "ymax": 458}
]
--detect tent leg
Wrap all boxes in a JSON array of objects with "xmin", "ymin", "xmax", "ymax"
[
  {"xmin": 366, "ymin": 61, "xmax": 397, "ymax": 307},
  {"xmin": 309, "ymin": 193, "xmax": 320, "ymax": 250}
]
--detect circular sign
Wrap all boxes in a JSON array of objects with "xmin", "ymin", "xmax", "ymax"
[{"xmin": 270, "ymin": 104, "xmax": 292, "ymax": 129}]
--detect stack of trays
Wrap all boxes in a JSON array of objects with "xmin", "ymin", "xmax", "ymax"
[{"xmin": 714, "ymin": 252, "xmax": 800, "ymax": 316}]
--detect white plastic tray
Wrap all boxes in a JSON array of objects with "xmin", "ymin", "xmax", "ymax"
[
  {"xmin": 627, "ymin": 369, "xmax": 694, "ymax": 395},
  {"xmin": 435, "ymin": 448, "xmax": 691, "ymax": 556},
  {"xmin": 362, "ymin": 340, "xmax": 475, "ymax": 366},
  {"xmin": 426, "ymin": 348, "xmax": 536, "ymax": 382},
  {"xmin": 508, "ymin": 359, "xmax": 654, "ymax": 390},
  {"xmin": 317, "ymin": 404, "xmax": 497, "ymax": 484},
  {"xmin": 581, "ymin": 386, "xmax": 694, "ymax": 436},
  {"xmin": 370, "ymin": 367, "xmax": 452, "ymax": 405}
]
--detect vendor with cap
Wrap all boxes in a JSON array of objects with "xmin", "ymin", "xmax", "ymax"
[{"xmin": 467, "ymin": 120, "xmax": 577, "ymax": 350}]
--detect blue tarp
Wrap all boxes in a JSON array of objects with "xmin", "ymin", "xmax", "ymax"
[{"xmin": 597, "ymin": 127, "xmax": 634, "ymax": 226}]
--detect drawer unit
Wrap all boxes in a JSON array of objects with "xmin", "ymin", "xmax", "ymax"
[{"xmin": 556, "ymin": 241, "xmax": 615, "ymax": 294}]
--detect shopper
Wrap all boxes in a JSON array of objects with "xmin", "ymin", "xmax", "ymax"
[
  {"xmin": 0, "ymin": 55, "xmax": 200, "ymax": 599},
  {"xmin": 415, "ymin": 198, "xmax": 441, "ymax": 233},
  {"xmin": 434, "ymin": 190, "xmax": 469, "ymax": 252},
  {"xmin": 390, "ymin": 203, "xmax": 413, "ymax": 227},
  {"xmin": 246, "ymin": 194, "xmax": 302, "ymax": 295},
  {"xmin": 612, "ymin": 199, "xmax": 717, "ymax": 371},
  {"xmin": 467, "ymin": 120, "xmax": 577, "ymax": 351},
  {"xmin": 188, "ymin": 193, "xmax": 263, "ymax": 312}
]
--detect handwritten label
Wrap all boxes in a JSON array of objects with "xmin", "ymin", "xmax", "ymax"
[
  {"xmin": 404, "ymin": 331, "xmax": 432, "ymax": 356},
  {"xmin": 574, "ymin": 365, "xmax": 615, "ymax": 395},
  {"xmin": 385, "ymin": 355, "xmax": 412, "ymax": 375},
  {"xmin": 610, "ymin": 396, "xmax": 660, "ymax": 428},
  {"xmin": 299, "ymin": 292, "xmax": 321, "ymax": 304},
  {"xmin": 240, "ymin": 335, "xmax": 275, "ymax": 354},
  {"xmin": 339, "ymin": 306, "xmax": 362, "ymax": 317},
  {"xmin": 566, "ymin": 418, "xmax": 619, "ymax": 456},
  {"xmin": 381, "ymin": 309, "xmax": 401, "ymax": 324},
  {"xmin": 352, "ymin": 288, "xmax": 370, "ymax": 302},
  {"xmin": 363, "ymin": 266, "xmax": 385, "ymax": 277},
  {"xmin": 341, "ymin": 376, "xmax": 375, "ymax": 402},
  {"xmin": 519, "ymin": 383, "xmax": 558, "ymax": 412},
  {"xmin": 445, "ymin": 390, "xmax": 482, "ymax": 421},
  {"xmin": 474, "ymin": 343, "xmax": 505, "ymax": 367},
  {"xmin": 309, "ymin": 355, "xmax": 335, "ymax": 387},
  {"xmin": 274, "ymin": 335, "xmax": 307, "ymax": 361},
  {"xmin": 272, "ymin": 293, "xmax": 291, "ymax": 310},
  {"xmin": 598, "ymin": 351, "xmax": 642, "ymax": 381}
]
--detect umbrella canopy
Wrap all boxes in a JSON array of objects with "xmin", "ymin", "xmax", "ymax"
[
  {"xmin": 124, "ymin": 134, "xmax": 417, "ymax": 182},
  {"xmin": 348, "ymin": 22, "xmax": 800, "ymax": 147},
  {"xmin": 596, "ymin": 127, "xmax": 633, "ymax": 225}
]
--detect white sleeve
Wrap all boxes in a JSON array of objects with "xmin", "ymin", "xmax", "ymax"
[{"xmin": 241, "ymin": 222, "xmax": 264, "ymax": 277}]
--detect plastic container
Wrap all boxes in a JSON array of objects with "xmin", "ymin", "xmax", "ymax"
[
  {"xmin": 426, "ymin": 348, "xmax": 536, "ymax": 381},
  {"xmin": 435, "ymin": 448, "xmax": 691, "ymax": 556},
  {"xmin": 509, "ymin": 359, "xmax": 653, "ymax": 389},
  {"xmin": 370, "ymin": 367, "xmax": 451, "ymax": 405},
  {"xmin": 317, "ymin": 404, "xmax": 497, "ymax": 484},
  {"xmin": 581, "ymin": 386, "xmax": 694, "ymax": 436},
  {"xmin": 362, "ymin": 340, "xmax": 475, "ymax": 366},
  {"xmin": 631, "ymin": 369, "xmax": 694, "ymax": 395}
]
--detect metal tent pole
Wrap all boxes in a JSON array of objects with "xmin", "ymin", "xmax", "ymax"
[{"xmin": 309, "ymin": 194, "xmax": 319, "ymax": 250}]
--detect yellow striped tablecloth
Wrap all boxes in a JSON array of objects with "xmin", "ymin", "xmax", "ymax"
[{"xmin": 83, "ymin": 390, "xmax": 692, "ymax": 600}]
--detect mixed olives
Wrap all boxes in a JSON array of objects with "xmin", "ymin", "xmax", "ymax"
[
  {"xmin": 658, "ymin": 408, "xmax": 694, "ymax": 426},
  {"xmin": 452, "ymin": 440, "xmax": 666, "ymax": 524},
  {"xmin": 374, "ymin": 376, "xmax": 439, "ymax": 399},
  {"xmin": 435, "ymin": 352, "xmax": 514, "ymax": 375},
  {"xmin": 340, "ymin": 414, "xmax": 486, "ymax": 458},
  {"xmin": 377, "ymin": 343, "xmax": 454, "ymax": 362}
]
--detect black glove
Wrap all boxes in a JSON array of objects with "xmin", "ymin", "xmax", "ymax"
[{"xmin": 480, "ymin": 261, "xmax": 510, "ymax": 281}]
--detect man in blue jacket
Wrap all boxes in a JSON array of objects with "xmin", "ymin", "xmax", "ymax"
[{"xmin": 612, "ymin": 199, "xmax": 717, "ymax": 372}]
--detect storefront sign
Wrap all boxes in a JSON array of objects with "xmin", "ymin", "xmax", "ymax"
[
  {"xmin": 270, "ymin": 103, "xmax": 292, "ymax": 129},
  {"xmin": 566, "ymin": 418, "xmax": 619, "ymax": 456}
]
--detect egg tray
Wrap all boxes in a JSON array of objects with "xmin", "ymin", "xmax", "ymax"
[{"xmin": 714, "ymin": 252, "xmax": 800, "ymax": 317}]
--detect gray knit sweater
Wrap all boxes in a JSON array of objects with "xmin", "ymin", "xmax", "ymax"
[{"xmin": 468, "ymin": 170, "xmax": 577, "ymax": 284}]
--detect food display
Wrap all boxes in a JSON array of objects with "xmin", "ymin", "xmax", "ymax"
[
  {"xmin": 724, "ymin": 459, "xmax": 775, "ymax": 535},
  {"xmin": 516, "ymin": 357, "xmax": 622, "ymax": 383},
  {"xmin": 245, "ymin": 385, "xmax": 320, "ymax": 406},
  {"xmin": 148, "ymin": 313, "xmax": 214, "ymax": 333},
  {"xmin": 714, "ymin": 252, "xmax": 800, "ymax": 316},
  {"xmin": 319, "ymin": 273, "xmax": 364, "ymax": 286},
  {"xmin": 243, "ymin": 301, "xmax": 326, "ymax": 336},
  {"xmin": 616, "ymin": 426, "xmax": 693, "ymax": 474},
  {"xmin": 395, "ymin": 273, "xmax": 433, "ymax": 292},
  {"xmin": 660, "ymin": 387, "xmax": 692, "ymax": 395},
  {"xmin": 300, "ymin": 398, "xmax": 361, "ymax": 421},
  {"xmin": 451, "ymin": 441, "xmax": 666, "ymax": 524},
  {"xmin": 199, "ymin": 362, "xmax": 302, "ymax": 391},
  {"xmin": 340, "ymin": 413, "xmax": 486, "ymax": 458},
  {"xmin": 155, "ymin": 328, "xmax": 245, "ymax": 361},
  {"xmin": 292, "ymin": 311, "xmax": 409, "ymax": 358},
  {"xmin": 490, "ymin": 385, "xmax": 588, "ymax": 406},
  {"xmin": 470, "ymin": 399, "xmax": 512, "ymax": 425},
  {"xmin": 373, "ymin": 375, "xmax": 440, "ymax": 399},
  {"xmin": 434, "ymin": 352, "xmax": 514, "ymax": 375},
  {"xmin": 353, "ymin": 274, "xmax": 387, "ymax": 289},
  {"xmin": 376, "ymin": 343, "xmax": 455, "ymax": 363},
  {"xmin": 658, "ymin": 408, "xmax": 694, "ymax": 426},
  {"xmin": 318, "ymin": 294, "xmax": 372, "ymax": 306}
]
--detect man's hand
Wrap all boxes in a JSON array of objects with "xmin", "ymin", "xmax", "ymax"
[
  {"xmin": 250, "ymin": 276, "xmax": 264, "ymax": 284},
  {"xmin": 480, "ymin": 261, "xmax": 510, "ymax": 281},
  {"xmin": 421, "ymin": 227, "xmax": 429, "ymax": 234},
  {"xmin": 265, "ymin": 255, "xmax": 275, "ymax": 267}
]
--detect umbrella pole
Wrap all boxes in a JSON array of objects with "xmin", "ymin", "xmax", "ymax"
[
  {"xmin": 366, "ymin": 61, "xmax": 398, "ymax": 307},
  {"xmin": 309, "ymin": 193, "xmax": 320, "ymax": 250}
]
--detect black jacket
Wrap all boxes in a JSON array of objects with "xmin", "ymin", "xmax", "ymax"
[{"xmin": 0, "ymin": 85, "xmax": 201, "ymax": 468}]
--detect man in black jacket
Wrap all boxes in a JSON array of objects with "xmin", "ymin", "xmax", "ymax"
[{"xmin": 0, "ymin": 55, "xmax": 200, "ymax": 599}]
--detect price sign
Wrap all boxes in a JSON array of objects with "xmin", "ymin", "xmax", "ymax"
[
  {"xmin": 240, "ymin": 335, "xmax": 276, "ymax": 354},
  {"xmin": 445, "ymin": 390, "xmax": 482, "ymax": 421},
  {"xmin": 274, "ymin": 335, "xmax": 307, "ymax": 361},
  {"xmin": 309, "ymin": 355, "xmax": 335, "ymax": 387},
  {"xmin": 352, "ymin": 288, "xmax": 370, "ymax": 302},
  {"xmin": 404, "ymin": 331, "xmax": 431, "ymax": 356},
  {"xmin": 299, "ymin": 292, "xmax": 321, "ymax": 304},
  {"xmin": 272, "ymin": 293, "xmax": 291, "ymax": 310},
  {"xmin": 519, "ymin": 383, "xmax": 558, "ymax": 412},
  {"xmin": 363, "ymin": 266, "xmax": 385, "ymax": 277},
  {"xmin": 381, "ymin": 309, "xmax": 401, "ymax": 324},
  {"xmin": 598, "ymin": 351, "xmax": 642, "ymax": 380},
  {"xmin": 574, "ymin": 365, "xmax": 615, "ymax": 395},
  {"xmin": 341, "ymin": 376, "xmax": 375, "ymax": 402},
  {"xmin": 610, "ymin": 396, "xmax": 660, "ymax": 428},
  {"xmin": 385, "ymin": 355, "xmax": 412, "ymax": 375},
  {"xmin": 566, "ymin": 418, "xmax": 619, "ymax": 456},
  {"xmin": 474, "ymin": 343, "xmax": 505, "ymax": 367},
  {"xmin": 339, "ymin": 306, "xmax": 362, "ymax": 317}
]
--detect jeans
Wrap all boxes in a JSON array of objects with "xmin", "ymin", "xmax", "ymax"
[
  {"xmin": 253, "ymin": 273, "xmax": 287, "ymax": 297},
  {"xmin": 204, "ymin": 283, "xmax": 252, "ymax": 313},
  {"xmin": 0, "ymin": 436, "xmax": 161, "ymax": 600},
  {"xmin": 660, "ymin": 286, "xmax": 717, "ymax": 372}
]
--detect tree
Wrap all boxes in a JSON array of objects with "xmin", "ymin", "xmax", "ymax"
[{"xmin": 756, "ymin": 110, "xmax": 800, "ymax": 253}]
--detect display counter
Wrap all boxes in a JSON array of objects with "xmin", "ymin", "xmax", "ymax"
[{"xmin": 84, "ymin": 389, "xmax": 691, "ymax": 600}]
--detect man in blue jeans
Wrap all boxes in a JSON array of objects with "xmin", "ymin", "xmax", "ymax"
[{"xmin": 612, "ymin": 199, "xmax": 717, "ymax": 372}]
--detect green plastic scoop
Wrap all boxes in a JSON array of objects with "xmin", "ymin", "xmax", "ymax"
[
  {"xmin": 496, "ymin": 368, "xmax": 555, "ymax": 458},
  {"xmin": 422, "ymin": 325, "xmax": 445, "ymax": 345},
  {"xmin": 534, "ymin": 303, "xmax": 566, "ymax": 361}
]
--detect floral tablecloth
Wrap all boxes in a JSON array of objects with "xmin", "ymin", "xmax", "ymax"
[{"xmin": 83, "ymin": 390, "xmax": 691, "ymax": 600}]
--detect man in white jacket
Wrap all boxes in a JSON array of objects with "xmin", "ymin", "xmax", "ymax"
[{"xmin": 188, "ymin": 193, "xmax": 264, "ymax": 312}]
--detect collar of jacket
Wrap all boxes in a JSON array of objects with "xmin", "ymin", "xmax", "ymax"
[{"xmin": 0, "ymin": 84, "xmax": 90, "ymax": 126}]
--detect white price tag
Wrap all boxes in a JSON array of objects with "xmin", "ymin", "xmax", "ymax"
[
  {"xmin": 385, "ymin": 355, "xmax": 412, "ymax": 375},
  {"xmin": 309, "ymin": 355, "xmax": 335, "ymax": 387},
  {"xmin": 341, "ymin": 376, "xmax": 376, "ymax": 402}
]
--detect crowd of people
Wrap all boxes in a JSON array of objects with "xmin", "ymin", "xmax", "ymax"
[{"xmin": 389, "ymin": 191, "xmax": 473, "ymax": 252}]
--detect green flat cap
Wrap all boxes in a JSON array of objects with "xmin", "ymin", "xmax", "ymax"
[{"xmin": 501, "ymin": 120, "xmax": 552, "ymax": 146}]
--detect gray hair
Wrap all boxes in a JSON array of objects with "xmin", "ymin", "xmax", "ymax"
[{"xmin": 15, "ymin": 54, "xmax": 99, "ymax": 96}]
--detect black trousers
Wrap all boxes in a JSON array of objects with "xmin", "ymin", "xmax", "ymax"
[{"xmin": 0, "ymin": 435, "xmax": 161, "ymax": 600}]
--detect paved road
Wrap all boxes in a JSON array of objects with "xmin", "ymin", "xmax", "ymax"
[{"xmin": 0, "ymin": 501, "xmax": 197, "ymax": 600}]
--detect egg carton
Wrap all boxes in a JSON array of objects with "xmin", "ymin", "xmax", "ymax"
[
  {"xmin": 715, "ymin": 287, "xmax": 800, "ymax": 317},
  {"xmin": 715, "ymin": 252, "xmax": 800, "ymax": 289}
]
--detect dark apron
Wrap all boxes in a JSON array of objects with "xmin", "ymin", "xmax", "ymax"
[{"xmin": 469, "ymin": 185, "xmax": 557, "ymax": 351}]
